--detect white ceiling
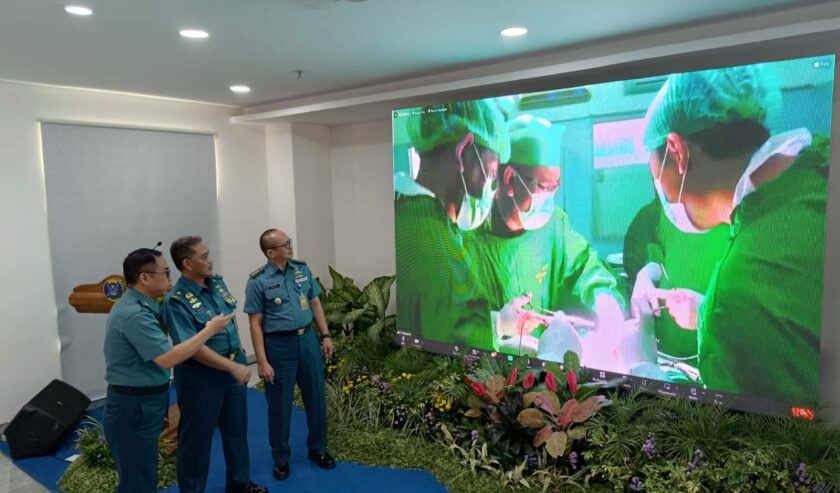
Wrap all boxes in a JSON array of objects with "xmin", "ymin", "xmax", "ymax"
[{"xmin": 1, "ymin": 0, "xmax": 835, "ymax": 118}]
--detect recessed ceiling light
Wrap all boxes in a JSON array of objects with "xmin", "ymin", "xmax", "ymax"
[
  {"xmin": 64, "ymin": 5, "xmax": 93, "ymax": 16},
  {"xmin": 230, "ymin": 85, "xmax": 251, "ymax": 94},
  {"xmin": 179, "ymin": 29, "xmax": 209, "ymax": 39},
  {"xmin": 501, "ymin": 27, "xmax": 528, "ymax": 37}
]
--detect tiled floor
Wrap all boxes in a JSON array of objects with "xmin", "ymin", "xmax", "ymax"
[{"xmin": 0, "ymin": 454, "xmax": 48, "ymax": 493}]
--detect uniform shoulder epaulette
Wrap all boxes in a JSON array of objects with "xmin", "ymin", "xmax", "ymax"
[
  {"xmin": 209, "ymin": 273, "xmax": 223, "ymax": 280},
  {"xmin": 138, "ymin": 299, "xmax": 153, "ymax": 312},
  {"xmin": 291, "ymin": 258, "xmax": 307, "ymax": 265},
  {"xmin": 168, "ymin": 290, "xmax": 182, "ymax": 302},
  {"xmin": 249, "ymin": 266, "xmax": 266, "ymax": 278}
]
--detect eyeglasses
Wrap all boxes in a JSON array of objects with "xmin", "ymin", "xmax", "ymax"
[
  {"xmin": 268, "ymin": 239, "xmax": 293, "ymax": 250},
  {"xmin": 512, "ymin": 168, "xmax": 559, "ymax": 194},
  {"xmin": 142, "ymin": 269, "xmax": 171, "ymax": 279}
]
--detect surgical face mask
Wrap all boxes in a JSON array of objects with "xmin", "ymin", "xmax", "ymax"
[
  {"xmin": 455, "ymin": 142, "xmax": 495, "ymax": 231},
  {"xmin": 512, "ymin": 169, "xmax": 555, "ymax": 230},
  {"xmin": 654, "ymin": 148, "xmax": 705, "ymax": 234}
]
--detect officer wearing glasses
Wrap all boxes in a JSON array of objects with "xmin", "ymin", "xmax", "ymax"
[
  {"xmin": 244, "ymin": 229, "xmax": 335, "ymax": 481},
  {"xmin": 103, "ymin": 247, "xmax": 232, "ymax": 493},
  {"xmin": 466, "ymin": 115, "xmax": 626, "ymax": 365},
  {"xmin": 161, "ymin": 236, "xmax": 267, "ymax": 493}
]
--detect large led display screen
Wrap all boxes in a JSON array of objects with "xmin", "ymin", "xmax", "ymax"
[{"xmin": 392, "ymin": 54, "xmax": 835, "ymax": 416}]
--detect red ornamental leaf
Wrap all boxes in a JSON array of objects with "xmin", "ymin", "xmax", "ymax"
[
  {"xmin": 523, "ymin": 372, "xmax": 536, "ymax": 390},
  {"xmin": 545, "ymin": 431, "xmax": 568, "ymax": 459},
  {"xmin": 567, "ymin": 370, "xmax": 578, "ymax": 395},
  {"xmin": 470, "ymin": 381, "xmax": 486, "ymax": 397},
  {"xmin": 485, "ymin": 375, "xmax": 505, "ymax": 402},
  {"xmin": 506, "ymin": 368, "xmax": 518, "ymax": 386},
  {"xmin": 573, "ymin": 395, "xmax": 606, "ymax": 423},
  {"xmin": 523, "ymin": 391, "xmax": 541, "ymax": 408},
  {"xmin": 534, "ymin": 392, "xmax": 561, "ymax": 417},
  {"xmin": 464, "ymin": 408, "xmax": 482, "ymax": 418},
  {"xmin": 533, "ymin": 425, "xmax": 553, "ymax": 448},
  {"xmin": 517, "ymin": 408, "xmax": 545, "ymax": 428},
  {"xmin": 559, "ymin": 399, "xmax": 580, "ymax": 427},
  {"xmin": 545, "ymin": 371, "xmax": 557, "ymax": 392}
]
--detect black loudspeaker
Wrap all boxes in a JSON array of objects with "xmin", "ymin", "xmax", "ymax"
[{"xmin": 5, "ymin": 379, "xmax": 91, "ymax": 459}]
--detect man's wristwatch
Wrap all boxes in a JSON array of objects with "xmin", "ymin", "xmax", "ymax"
[{"xmin": 319, "ymin": 333, "xmax": 332, "ymax": 341}]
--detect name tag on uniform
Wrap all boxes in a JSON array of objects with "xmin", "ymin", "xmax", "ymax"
[{"xmin": 299, "ymin": 295, "xmax": 309, "ymax": 311}]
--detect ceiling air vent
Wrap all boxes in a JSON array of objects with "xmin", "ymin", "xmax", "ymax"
[
  {"xmin": 623, "ymin": 75, "xmax": 667, "ymax": 95},
  {"xmin": 519, "ymin": 87, "xmax": 591, "ymax": 110}
]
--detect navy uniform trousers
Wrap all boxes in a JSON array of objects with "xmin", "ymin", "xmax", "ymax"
[
  {"xmin": 264, "ymin": 325, "xmax": 327, "ymax": 464},
  {"xmin": 174, "ymin": 352, "xmax": 250, "ymax": 493},
  {"xmin": 103, "ymin": 388, "xmax": 169, "ymax": 493}
]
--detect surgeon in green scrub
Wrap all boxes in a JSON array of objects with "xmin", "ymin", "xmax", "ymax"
[
  {"xmin": 639, "ymin": 64, "xmax": 829, "ymax": 405},
  {"xmin": 626, "ymin": 200, "xmax": 730, "ymax": 362},
  {"xmin": 468, "ymin": 115, "xmax": 626, "ymax": 364},
  {"xmin": 395, "ymin": 100, "xmax": 511, "ymax": 350}
]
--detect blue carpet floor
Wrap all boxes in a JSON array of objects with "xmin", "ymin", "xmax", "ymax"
[{"xmin": 1, "ymin": 387, "xmax": 448, "ymax": 493}]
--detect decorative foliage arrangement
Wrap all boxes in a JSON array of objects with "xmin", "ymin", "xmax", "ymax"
[
  {"xmin": 458, "ymin": 351, "xmax": 620, "ymax": 469},
  {"xmin": 318, "ymin": 266, "xmax": 396, "ymax": 340},
  {"xmin": 326, "ymin": 332, "xmax": 840, "ymax": 493},
  {"xmin": 57, "ymin": 417, "xmax": 176, "ymax": 493}
]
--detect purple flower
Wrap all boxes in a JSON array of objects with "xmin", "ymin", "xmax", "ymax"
[
  {"xmin": 569, "ymin": 451, "xmax": 579, "ymax": 470},
  {"xmin": 685, "ymin": 448, "xmax": 707, "ymax": 477},
  {"xmin": 794, "ymin": 462, "xmax": 811, "ymax": 487},
  {"xmin": 629, "ymin": 477, "xmax": 643, "ymax": 491},
  {"xmin": 393, "ymin": 405, "xmax": 408, "ymax": 427},
  {"xmin": 470, "ymin": 429, "xmax": 479, "ymax": 444},
  {"xmin": 641, "ymin": 432, "xmax": 656, "ymax": 460}
]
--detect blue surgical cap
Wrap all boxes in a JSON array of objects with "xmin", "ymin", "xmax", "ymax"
[{"xmin": 643, "ymin": 64, "xmax": 775, "ymax": 150}]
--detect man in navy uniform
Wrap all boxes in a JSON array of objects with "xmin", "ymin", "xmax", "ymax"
[
  {"xmin": 103, "ymin": 247, "xmax": 232, "ymax": 493},
  {"xmin": 244, "ymin": 229, "xmax": 335, "ymax": 481},
  {"xmin": 161, "ymin": 236, "xmax": 268, "ymax": 493}
]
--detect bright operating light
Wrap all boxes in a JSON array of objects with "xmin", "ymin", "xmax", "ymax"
[
  {"xmin": 64, "ymin": 5, "xmax": 93, "ymax": 16},
  {"xmin": 230, "ymin": 85, "xmax": 251, "ymax": 94},
  {"xmin": 501, "ymin": 27, "xmax": 528, "ymax": 37},
  {"xmin": 179, "ymin": 29, "xmax": 209, "ymax": 39}
]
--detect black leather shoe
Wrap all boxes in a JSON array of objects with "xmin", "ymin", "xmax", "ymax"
[
  {"xmin": 307, "ymin": 451, "xmax": 336, "ymax": 469},
  {"xmin": 273, "ymin": 462, "xmax": 290, "ymax": 480},
  {"xmin": 225, "ymin": 481, "xmax": 269, "ymax": 493}
]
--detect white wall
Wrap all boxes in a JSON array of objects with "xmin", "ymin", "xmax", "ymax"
[
  {"xmin": 0, "ymin": 80, "xmax": 269, "ymax": 422},
  {"xmin": 330, "ymin": 119, "xmax": 395, "ymax": 289},
  {"xmin": 292, "ymin": 123, "xmax": 336, "ymax": 284},
  {"xmin": 265, "ymin": 123, "xmax": 298, "ymax": 242}
]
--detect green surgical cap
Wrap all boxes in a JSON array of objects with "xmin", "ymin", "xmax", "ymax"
[
  {"xmin": 408, "ymin": 99, "xmax": 510, "ymax": 163},
  {"xmin": 643, "ymin": 65, "xmax": 773, "ymax": 150},
  {"xmin": 507, "ymin": 115, "xmax": 563, "ymax": 168}
]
